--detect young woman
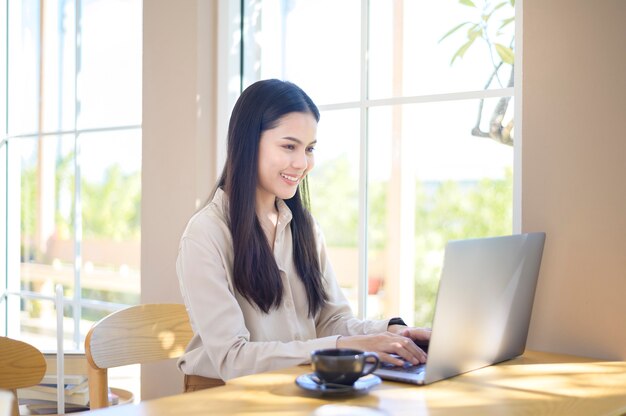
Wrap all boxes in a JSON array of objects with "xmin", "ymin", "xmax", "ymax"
[{"xmin": 176, "ymin": 79, "xmax": 430, "ymax": 389}]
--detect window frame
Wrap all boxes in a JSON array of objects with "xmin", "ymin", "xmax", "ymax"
[
  {"xmin": 236, "ymin": 0, "xmax": 522, "ymax": 321},
  {"xmin": 1, "ymin": 0, "xmax": 142, "ymax": 351}
]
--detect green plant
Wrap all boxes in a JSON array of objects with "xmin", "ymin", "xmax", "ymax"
[{"xmin": 440, "ymin": 0, "xmax": 516, "ymax": 146}]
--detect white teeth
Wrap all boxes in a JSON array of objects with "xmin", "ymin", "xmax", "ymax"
[{"xmin": 281, "ymin": 173, "xmax": 299, "ymax": 182}]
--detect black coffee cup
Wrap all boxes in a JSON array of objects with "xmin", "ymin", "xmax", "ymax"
[{"xmin": 310, "ymin": 348, "xmax": 380, "ymax": 386}]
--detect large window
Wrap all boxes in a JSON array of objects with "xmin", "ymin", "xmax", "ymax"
[
  {"xmin": 1, "ymin": 0, "xmax": 142, "ymax": 351},
  {"xmin": 242, "ymin": 0, "xmax": 516, "ymax": 325}
]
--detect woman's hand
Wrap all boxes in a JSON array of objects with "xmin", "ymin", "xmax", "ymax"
[
  {"xmin": 389, "ymin": 325, "xmax": 432, "ymax": 343},
  {"xmin": 336, "ymin": 328, "xmax": 430, "ymax": 367}
]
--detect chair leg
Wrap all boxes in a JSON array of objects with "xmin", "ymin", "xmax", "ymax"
[
  {"xmin": 87, "ymin": 366, "xmax": 109, "ymax": 409},
  {"xmin": 10, "ymin": 390, "xmax": 18, "ymax": 416}
]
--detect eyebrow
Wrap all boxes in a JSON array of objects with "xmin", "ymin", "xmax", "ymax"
[{"xmin": 280, "ymin": 137, "xmax": 317, "ymax": 146}]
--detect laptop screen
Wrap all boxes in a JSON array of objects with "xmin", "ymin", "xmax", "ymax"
[{"xmin": 375, "ymin": 232, "xmax": 546, "ymax": 385}]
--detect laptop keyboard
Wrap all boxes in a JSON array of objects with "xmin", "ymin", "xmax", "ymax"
[{"xmin": 381, "ymin": 361, "xmax": 426, "ymax": 374}]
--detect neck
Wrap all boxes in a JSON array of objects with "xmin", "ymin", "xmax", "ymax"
[{"xmin": 255, "ymin": 188, "xmax": 278, "ymax": 217}]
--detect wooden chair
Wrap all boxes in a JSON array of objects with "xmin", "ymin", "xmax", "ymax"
[
  {"xmin": 0, "ymin": 337, "xmax": 47, "ymax": 416},
  {"xmin": 84, "ymin": 303, "xmax": 194, "ymax": 409}
]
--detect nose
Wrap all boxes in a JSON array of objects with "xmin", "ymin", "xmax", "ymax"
[{"xmin": 292, "ymin": 149, "xmax": 308, "ymax": 170}]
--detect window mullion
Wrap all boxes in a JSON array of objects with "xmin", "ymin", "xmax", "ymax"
[
  {"xmin": 513, "ymin": 0, "xmax": 523, "ymax": 233},
  {"xmin": 357, "ymin": 0, "xmax": 369, "ymax": 319},
  {"xmin": 317, "ymin": 87, "xmax": 515, "ymax": 112},
  {"xmin": 72, "ymin": 0, "xmax": 81, "ymax": 349}
]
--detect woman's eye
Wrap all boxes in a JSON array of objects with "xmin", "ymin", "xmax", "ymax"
[
  {"xmin": 306, "ymin": 146, "xmax": 315, "ymax": 153},
  {"xmin": 283, "ymin": 144, "xmax": 295, "ymax": 150}
]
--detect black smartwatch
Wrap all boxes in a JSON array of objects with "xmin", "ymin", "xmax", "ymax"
[{"xmin": 388, "ymin": 317, "xmax": 407, "ymax": 327}]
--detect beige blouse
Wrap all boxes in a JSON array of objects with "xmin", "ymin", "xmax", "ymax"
[{"xmin": 176, "ymin": 188, "xmax": 388, "ymax": 380}]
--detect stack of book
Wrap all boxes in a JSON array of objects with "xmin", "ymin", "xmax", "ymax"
[{"xmin": 17, "ymin": 375, "xmax": 119, "ymax": 414}]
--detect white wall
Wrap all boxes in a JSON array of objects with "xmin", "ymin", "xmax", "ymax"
[
  {"xmin": 141, "ymin": 0, "xmax": 217, "ymax": 399},
  {"xmin": 523, "ymin": 0, "xmax": 626, "ymax": 360}
]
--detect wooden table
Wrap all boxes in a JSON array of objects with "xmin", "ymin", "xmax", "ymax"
[{"xmin": 85, "ymin": 350, "xmax": 626, "ymax": 416}]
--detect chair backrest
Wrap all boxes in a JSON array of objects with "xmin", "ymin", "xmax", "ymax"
[
  {"xmin": 0, "ymin": 337, "xmax": 47, "ymax": 416},
  {"xmin": 84, "ymin": 303, "xmax": 193, "ymax": 409}
]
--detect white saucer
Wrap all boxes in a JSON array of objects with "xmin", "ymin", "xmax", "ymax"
[
  {"xmin": 313, "ymin": 405, "xmax": 389, "ymax": 416},
  {"xmin": 295, "ymin": 373, "xmax": 382, "ymax": 396}
]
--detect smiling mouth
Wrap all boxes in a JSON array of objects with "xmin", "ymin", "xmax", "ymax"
[{"xmin": 281, "ymin": 173, "xmax": 300, "ymax": 183}]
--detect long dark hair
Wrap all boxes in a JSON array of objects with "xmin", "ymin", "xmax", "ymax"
[{"xmin": 215, "ymin": 79, "xmax": 327, "ymax": 317}]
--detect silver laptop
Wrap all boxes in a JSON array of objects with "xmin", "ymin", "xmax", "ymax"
[{"xmin": 375, "ymin": 232, "xmax": 546, "ymax": 385}]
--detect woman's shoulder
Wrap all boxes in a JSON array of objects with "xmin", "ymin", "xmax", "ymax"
[{"xmin": 182, "ymin": 190, "xmax": 230, "ymax": 241}]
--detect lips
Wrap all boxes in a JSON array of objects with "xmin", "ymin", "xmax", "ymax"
[{"xmin": 280, "ymin": 173, "xmax": 300, "ymax": 183}]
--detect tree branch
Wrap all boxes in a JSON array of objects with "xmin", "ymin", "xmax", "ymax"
[{"xmin": 472, "ymin": 64, "xmax": 515, "ymax": 146}]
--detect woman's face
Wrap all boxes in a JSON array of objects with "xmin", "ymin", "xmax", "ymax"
[{"xmin": 256, "ymin": 111, "xmax": 317, "ymax": 207}]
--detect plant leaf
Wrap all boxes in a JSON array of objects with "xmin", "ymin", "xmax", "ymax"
[
  {"xmin": 439, "ymin": 21, "xmax": 473, "ymax": 43},
  {"xmin": 499, "ymin": 16, "xmax": 515, "ymax": 29},
  {"xmin": 467, "ymin": 24, "xmax": 483, "ymax": 41},
  {"xmin": 459, "ymin": 0, "xmax": 477, "ymax": 7},
  {"xmin": 451, "ymin": 37, "xmax": 476, "ymax": 64},
  {"xmin": 485, "ymin": 2, "xmax": 507, "ymax": 22},
  {"xmin": 495, "ymin": 43, "xmax": 515, "ymax": 64},
  {"xmin": 493, "ymin": 2, "xmax": 508, "ymax": 12}
]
